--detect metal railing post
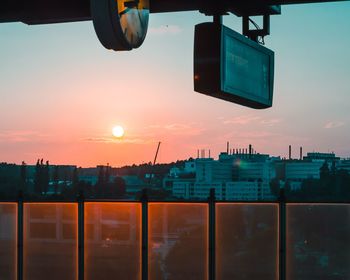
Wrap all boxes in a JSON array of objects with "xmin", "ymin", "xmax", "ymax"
[
  {"xmin": 209, "ymin": 188, "xmax": 216, "ymax": 280},
  {"xmin": 78, "ymin": 191, "xmax": 84, "ymax": 280},
  {"xmin": 141, "ymin": 189, "xmax": 148, "ymax": 280},
  {"xmin": 279, "ymin": 188, "xmax": 286, "ymax": 280},
  {"xmin": 17, "ymin": 191, "xmax": 23, "ymax": 280}
]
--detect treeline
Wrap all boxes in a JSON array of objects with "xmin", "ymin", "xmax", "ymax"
[
  {"xmin": 271, "ymin": 162, "xmax": 350, "ymax": 201},
  {"xmin": 114, "ymin": 159, "xmax": 188, "ymax": 177},
  {"xmin": 0, "ymin": 160, "xmax": 126, "ymax": 199}
]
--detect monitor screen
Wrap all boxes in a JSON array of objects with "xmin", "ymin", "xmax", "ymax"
[{"xmin": 194, "ymin": 23, "xmax": 274, "ymax": 109}]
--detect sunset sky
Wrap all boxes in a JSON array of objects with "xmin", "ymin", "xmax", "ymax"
[{"xmin": 1, "ymin": 2, "xmax": 350, "ymax": 167}]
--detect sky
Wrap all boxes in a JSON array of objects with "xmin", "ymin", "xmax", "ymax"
[{"xmin": 1, "ymin": 2, "xmax": 350, "ymax": 167}]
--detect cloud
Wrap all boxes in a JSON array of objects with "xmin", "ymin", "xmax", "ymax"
[
  {"xmin": 324, "ymin": 121, "xmax": 345, "ymax": 129},
  {"xmin": 0, "ymin": 130, "xmax": 49, "ymax": 143},
  {"xmin": 223, "ymin": 115, "xmax": 260, "ymax": 125},
  {"xmin": 84, "ymin": 137, "xmax": 147, "ymax": 144},
  {"xmin": 164, "ymin": 123, "xmax": 192, "ymax": 130},
  {"xmin": 148, "ymin": 25, "xmax": 182, "ymax": 35},
  {"xmin": 86, "ymin": 122, "xmax": 205, "ymax": 145},
  {"xmin": 163, "ymin": 123, "xmax": 205, "ymax": 136},
  {"xmin": 260, "ymin": 118, "xmax": 283, "ymax": 126},
  {"xmin": 143, "ymin": 122, "xmax": 206, "ymax": 137},
  {"xmin": 222, "ymin": 115, "xmax": 283, "ymax": 126}
]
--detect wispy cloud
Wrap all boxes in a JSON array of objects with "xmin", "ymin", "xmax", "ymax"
[
  {"xmin": 148, "ymin": 25, "xmax": 182, "ymax": 35},
  {"xmin": 0, "ymin": 130, "xmax": 49, "ymax": 143},
  {"xmin": 163, "ymin": 122, "xmax": 205, "ymax": 136},
  {"xmin": 223, "ymin": 115, "xmax": 260, "ymax": 125},
  {"xmin": 84, "ymin": 137, "xmax": 148, "ymax": 144},
  {"xmin": 324, "ymin": 121, "xmax": 345, "ymax": 129},
  {"xmin": 260, "ymin": 118, "xmax": 283, "ymax": 126},
  {"xmin": 222, "ymin": 115, "xmax": 282, "ymax": 126},
  {"xmin": 85, "ymin": 122, "xmax": 204, "ymax": 145},
  {"xmin": 164, "ymin": 123, "xmax": 191, "ymax": 130}
]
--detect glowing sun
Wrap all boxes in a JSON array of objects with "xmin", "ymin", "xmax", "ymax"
[{"xmin": 112, "ymin": 125, "xmax": 125, "ymax": 138}]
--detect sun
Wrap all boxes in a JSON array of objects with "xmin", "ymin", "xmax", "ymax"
[{"xmin": 112, "ymin": 125, "xmax": 125, "ymax": 138}]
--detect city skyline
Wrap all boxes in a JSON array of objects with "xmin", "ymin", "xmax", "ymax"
[
  {"xmin": 1, "ymin": 2, "xmax": 350, "ymax": 167},
  {"xmin": 0, "ymin": 147, "xmax": 347, "ymax": 169}
]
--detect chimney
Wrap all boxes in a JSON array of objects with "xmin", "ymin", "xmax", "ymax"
[
  {"xmin": 289, "ymin": 145, "xmax": 292, "ymax": 160},
  {"xmin": 249, "ymin": 144, "xmax": 252, "ymax": 155},
  {"xmin": 209, "ymin": 149, "xmax": 211, "ymax": 158},
  {"xmin": 300, "ymin": 147, "xmax": 303, "ymax": 160},
  {"xmin": 197, "ymin": 149, "xmax": 199, "ymax": 159},
  {"xmin": 227, "ymin": 142, "xmax": 229, "ymax": 154}
]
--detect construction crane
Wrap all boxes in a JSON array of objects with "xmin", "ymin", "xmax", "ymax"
[
  {"xmin": 148, "ymin": 141, "xmax": 161, "ymax": 186},
  {"xmin": 153, "ymin": 142, "xmax": 161, "ymax": 167}
]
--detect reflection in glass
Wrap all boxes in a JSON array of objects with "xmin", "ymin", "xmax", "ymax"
[
  {"xmin": 0, "ymin": 203, "xmax": 17, "ymax": 280},
  {"xmin": 149, "ymin": 203, "xmax": 208, "ymax": 280},
  {"xmin": 216, "ymin": 203, "xmax": 278, "ymax": 280},
  {"xmin": 23, "ymin": 203, "xmax": 78, "ymax": 280},
  {"xmin": 287, "ymin": 204, "xmax": 350, "ymax": 280},
  {"xmin": 85, "ymin": 203, "xmax": 141, "ymax": 280}
]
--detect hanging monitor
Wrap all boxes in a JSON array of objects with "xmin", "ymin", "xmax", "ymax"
[{"xmin": 194, "ymin": 22, "xmax": 274, "ymax": 109}]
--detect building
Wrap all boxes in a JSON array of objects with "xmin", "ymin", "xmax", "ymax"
[
  {"xmin": 122, "ymin": 175, "xmax": 146, "ymax": 193},
  {"xmin": 285, "ymin": 162, "xmax": 324, "ymax": 181},
  {"xmin": 226, "ymin": 181, "xmax": 275, "ymax": 201},
  {"xmin": 303, "ymin": 152, "xmax": 340, "ymax": 162},
  {"xmin": 195, "ymin": 158, "xmax": 232, "ymax": 183},
  {"xmin": 168, "ymin": 147, "xmax": 276, "ymax": 201}
]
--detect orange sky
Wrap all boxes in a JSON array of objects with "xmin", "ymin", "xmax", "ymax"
[{"xmin": 1, "ymin": 5, "xmax": 350, "ymax": 167}]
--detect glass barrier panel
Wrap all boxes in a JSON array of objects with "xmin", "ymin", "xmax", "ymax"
[
  {"xmin": 84, "ymin": 203, "xmax": 141, "ymax": 280},
  {"xmin": 216, "ymin": 203, "xmax": 278, "ymax": 280},
  {"xmin": 0, "ymin": 203, "xmax": 17, "ymax": 280},
  {"xmin": 23, "ymin": 203, "xmax": 78, "ymax": 280},
  {"xmin": 287, "ymin": 204, "xmax": 350, "ymax": 280},
  {"xmin": 149, "ymin": 203, "xmax": 208, "ymax": 280}
]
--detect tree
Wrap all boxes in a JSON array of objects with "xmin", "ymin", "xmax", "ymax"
[
  {"xmin": 43, "ymin": 161, "xmax": 50, "ymax": 194},
  {"xmin": 34, "ymin": 159, "xmax": 41, "ymax": 194},
  {"xmin": 320, "ymin": 161, "xmax": 330, "ymax": 181},
  {"xmin": 52, "ymin": 165, "xmax": 59, "ymax": 194},
  {"xmin": 269, "ymin": 178, "xmax": 280, "ymax": 198},
  {"xmin": 20, "ymin": 161, "xmax": 27, "ymax": 192},
  {"xmin": 72, "ymin": 167, "xmax": 79, "ymax": 191},
  {"xmin": 104, "ymin": 164, "xmax": 110, "ymax": 184}
]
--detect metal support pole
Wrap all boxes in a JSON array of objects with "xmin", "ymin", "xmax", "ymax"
[
  {"xmin": 209, "ymin": 188, "xmax": 216, "ymax": 280},
  {"xmin": 141, "ymin": 189, "xmax": 148, "ymax": 280},
  {"xmin": 263, "ymin": 14, "xmax": 271, "ymax": 35},
  {"xmin": 78, "ymin": 192, "xmax": 84, "ymax": 280},
  {"xmin": 242, "ymin": 14, "xmax": 271, "ymax": 43},
  {"xmin": 17, "ymin": 191, "xmax": 23, "ymax": 280},
  {"xmin": 279, "ymin": 188, "xmax": 286, "ymax": 280},
  {"xmin": 213, "ymin": 14, "xmax": 223, "ymax": 25}
]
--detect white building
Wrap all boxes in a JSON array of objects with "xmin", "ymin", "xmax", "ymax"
[
  {"xmin": 236, "ymin": 161, "xmax": 276, "ymax": 182},
  {"xmin": 285, "ymin": 162, "xmax": 324, "ymax": 181},
  {"xmin": 195, "ymin": 158, "xmax": 232, "ymax": 183},
  {"xmin": 169, "ymin": 153, "xmax": 277, "ymax": 201},
  {"xmin": 168, "ymin": 161, "xmax": 196, "ymax": 178},
  {"xmin": 172, "ymin": 180, "xmax": 195, "ymax": 199},
  {"xmin": 226, "ymin": 181, "xmax": 275, "ymax": 201},
  {"xmin": 172, "ymin": 180, "xmax": 275, "ymax": 201}
]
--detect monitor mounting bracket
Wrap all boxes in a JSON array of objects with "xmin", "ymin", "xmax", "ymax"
[{"xmin": 242, "ymin": 15, "xmax": 270, "ymax": 44}]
